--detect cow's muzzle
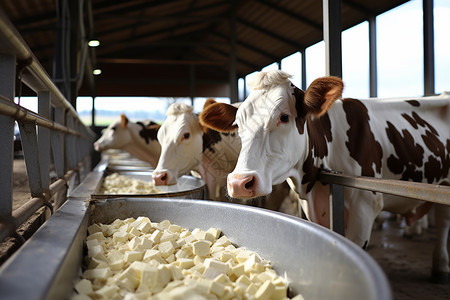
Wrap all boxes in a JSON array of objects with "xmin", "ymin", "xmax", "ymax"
[
  {"xmin": 227, "ymin": 172, "xmax": 268, "ymax": 199},
  {"xmin": 152, "ymin": 170, "xmax": 173, "ymax": 186}
]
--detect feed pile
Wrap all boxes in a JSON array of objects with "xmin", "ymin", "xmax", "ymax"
[{"xmin": 72, "ymin": 217, "xmax": 304, "ymax": 300}]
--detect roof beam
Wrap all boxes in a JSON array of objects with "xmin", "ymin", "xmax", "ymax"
[
  {"xmin": 255, "ymin": 0, "xmax": 322, "ymax": 31},
  {"xmin": 237, "ymin": 17, "xmax": 305, "ymax": 50},
  {"xmin": 98, "ymin": 58, "xmax": 227, "ymax": 66},
  {"xmin": 212, "ymin": 31, "xmax": 277, "ymax": 61}
]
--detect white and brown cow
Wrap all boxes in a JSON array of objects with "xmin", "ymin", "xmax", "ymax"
[
  {"xmin": 94, "ymin": 114, "xmax": 161, "ymax": 167},
  {"xmin": 199, "ymin": 70, "xmax": 450, "ymax": 282},
  {"xmin": 152, "ymin": 100, "xmax": 290, "ymax": 209}
]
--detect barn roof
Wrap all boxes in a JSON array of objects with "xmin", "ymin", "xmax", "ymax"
[{"xmin": 1, "ymin": 0, "xmax": 409, "ymax": 99}]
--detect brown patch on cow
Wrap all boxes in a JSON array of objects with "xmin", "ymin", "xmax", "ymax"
[
  {"xmin": 300, "ymin": 114, "xmax": 333, "ymax": 192},
  {"xmin": 342, "ymin": 98, "xmax": 383, "ymax": 177},
  {"xmin": 199, "ymin": 103, "xmax": 238, "ymax": 133},
  {"xmin": 293, "ymin": 86, "xmax": 307, "ymax": 134},
  {"xmin": 396, "ymin": 110, "xmax": 449, "ymax": 183},
  {"xmin": 202, "ymin": 128, "xmax": 222, "ymax": 153},
  {"xmin": 307, "ymin": 114, "xmax": 332, "ymax": 159},
  {"xmin": 412, "ymin": 111, "xmax": 439, "ymax": 136},
  {"xmin": 385, "ymin": 122, "xmax": 424, "ymax": 182},
  {"xmin": 406, "ymin": 100, "xmax": 420, "ymax": 107},
  {"xmin": 423, "ymin": 131, "xmax": 450, "ymax": 183},
  {"xmin": 137, "ymin": 122, "xmax": 160, "ymax": 144},
  {"xmin": 301, "ymin": 153, "xmax": 320, "ymax": 193},
  {"xmin": 401, "ymin": 113, "xmax": 418, "ymax": 129}
]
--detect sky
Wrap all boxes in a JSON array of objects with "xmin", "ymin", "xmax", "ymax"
[{"xmin": 16, "ymin": 0, "xmax": 450, "ymax": 124}]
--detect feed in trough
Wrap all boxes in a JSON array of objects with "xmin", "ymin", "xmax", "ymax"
[
  {"xmin": 100, "ymin": 173, "xmax": 159, "ymax": 195},
  {"xmin": 72, "ymin": 217, "xmax": 303, "ymax": 299}
]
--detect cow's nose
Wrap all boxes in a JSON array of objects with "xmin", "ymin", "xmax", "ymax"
[
  {"xmin": 227, "ymin": 174, "xmax": 257, "ymax": 198},
  {"xmin": 93, "ymin": 142, "xmax": 101, "ymax": 151},
  {"xmin": 153, "ymin": 172, "xmax": 169, "ymax": 186}
]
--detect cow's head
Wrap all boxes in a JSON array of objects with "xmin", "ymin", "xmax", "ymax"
[
  {"xmin": 199, "ymin": 70, "xmax": 343, "ymax": 198},
  {"xmin": 152, "ymin": 102, "xmax": 203, "ymax": 185},
  {"xmin": 94, "ymin": 114, "xmax": 133, "ymax": 151}
]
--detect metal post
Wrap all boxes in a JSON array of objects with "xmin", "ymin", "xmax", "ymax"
[
  {"xmin": 0, "ymin": 54, "xmax": 15, "ymax": 221},
  {"xmin": 423, "ymin": 0, "xmax": 435, "ymax": 96},
  {"xmin": 369, "ymin": 16, "xmax": 378, "ymax": 97},
  {"xmin": 301, "ymin": 49, "xmax": 307, "ymax": 90},
  {"xmin": 190, "ymin": 64, "xmax": 195, "ymax": 106},
  {"xmin": 38, "ymin": 91, "xmax": 51, "ymax": 193},
  {"xmin": 229, "ymin": 0, "xmax": 238, "ymax": 103},
  {"xmin": 52, "ymin": 106, "xmax": 65, "ymax": 178},
  {"xmin": 330, "ymin": 184, "xmax": 345, "ymax": 236},
  {"xmin": 323, "ymin": 0, "xmax": 343, "ymax": 78}
]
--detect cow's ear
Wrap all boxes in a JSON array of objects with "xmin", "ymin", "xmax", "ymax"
[
  {"xmin": 120, "ymin": 114, "xmax": 129, "ymax": 127},
  {"xmin": 199, "ymin": 103, "xmax": 238, "ymax": 132},
  {"xmin": 203, "ymin": 98, "xmax": 216, "ymax": 110},
  {"xmin": 304, "ymin": 76, "xmax": 343, "ymax": 117}
]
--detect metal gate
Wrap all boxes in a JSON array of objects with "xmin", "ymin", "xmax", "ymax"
[{"xmin": 0, "ymin": 9, "xmax": 95, "ymax": 245}]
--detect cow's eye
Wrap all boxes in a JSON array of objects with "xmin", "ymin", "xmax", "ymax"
[
  {"xmin": 112, "ymin": 126, "xmax": 117, "ymax": 131},
  {"xmin": 182, "ymin": 133, "xmax": 190, "ymax": 140},
  {"xmin": 280, "ymin": 114, "xmax": 289, "ymax": 123}
]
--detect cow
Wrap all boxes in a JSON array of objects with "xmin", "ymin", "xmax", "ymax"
[
  {"xmin": 152, "ymin": 100, "xmax": 291, "ymax": 210},
  {"xmin": 94, "ymin": 114, "xmax": 161, "ymax": 167},
  {"xmin": 199, "ymin": 70, "xmax": 450, "ymax": 283}
]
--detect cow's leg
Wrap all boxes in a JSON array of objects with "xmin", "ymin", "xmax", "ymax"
[
  {"xmin": 345, "ymin": 190, "xmax": 381, "ymax": 249},
  {"xmin": 431, "ymin": 203, "xmax": 450, "ymax": 284}
]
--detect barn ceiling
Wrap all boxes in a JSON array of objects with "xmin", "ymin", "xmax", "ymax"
[{"xmin": 1, "ymin": 0, "xmax": 410, "ymax": 99}]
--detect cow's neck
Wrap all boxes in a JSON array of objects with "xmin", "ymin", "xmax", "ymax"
[
  {"xmin": 195, "ymin": 129, "xmax": 240, "ymax": 200},
  {"xmin": 125, "ymin": 123, "xmax": 161, "ymax": 167},
  {"xmin": 291, "ymin": 113, "xmax": 333, "ymax": 195},
  {"xmin": 201, "ymin": 129, "xmax": 240, "ymax": 173}
]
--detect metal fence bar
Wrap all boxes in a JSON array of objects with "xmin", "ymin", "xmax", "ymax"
[
  {"xmin": 0, "ymin": 7, "xmax": 96, "ymax": 247},
  {"xmin": 320, "ymin": 171, "xmax": 450, "ymax": 205},
  {"xmin": 0, "ymin": 96, "xmax": 86, "ymax": 138}
]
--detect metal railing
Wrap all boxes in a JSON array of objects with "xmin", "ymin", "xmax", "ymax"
[
  {"xmin": 0, "ymin": 8, "xmax": 96, "ymax": 244},
  {"xmin": 320, "ymin": 170, "xmax": 450, "ymax": 235}
]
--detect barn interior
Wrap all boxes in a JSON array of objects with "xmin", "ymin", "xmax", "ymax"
[{"xmin": 0, "ymin": 1, "xmax": 448, "ymax": 300}]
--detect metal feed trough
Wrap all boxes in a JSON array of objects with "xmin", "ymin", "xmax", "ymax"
[{"xmin": 0, "ymin": 184, "xmax": 392, "ymax": 300}]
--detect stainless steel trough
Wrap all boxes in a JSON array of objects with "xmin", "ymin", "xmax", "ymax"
[
  {"xmin": 91, "ymin": 170, "xmax": 207, "ymax": 200},
  {"xmin": 0, "ymin": 197, "xmax": 392, "ymax": 300}
]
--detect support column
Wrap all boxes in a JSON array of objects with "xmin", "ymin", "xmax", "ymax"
[
  {"xmin": 229, "ymin": 0, "xmax": 238, "ymax": 103},
  {"xmin": 323, "ymin": 0, "xmax": 343, "ymax": 78},
  {"xmin": 423, "ymin": 0, "xmax": 435, "ymax": 96},
  {"xmin": 369, "ymin": 16, "xmax": 378, "ymax": 97},
  {"xmin": 190, "ymin": 64, "xmax": 196, "ymax": 106},
  {"xmin": 301, "ymin": 49, "xmax": 307, "ymax": 90},
  {"xmin": 53, "ymin": 0, "xmax": 82, "ymax": 108},
  {"xmin": 0, "ymin": 54, "xmax": 15, "ymax": 221}
]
